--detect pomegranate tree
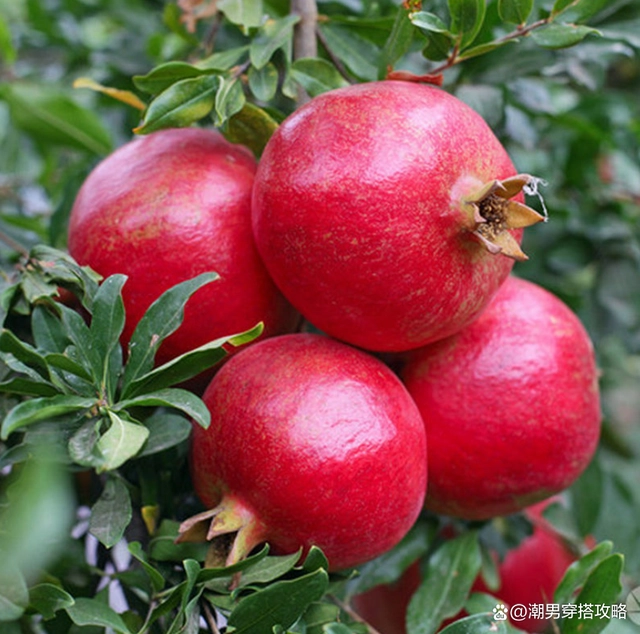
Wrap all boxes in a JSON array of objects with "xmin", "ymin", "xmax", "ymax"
[
  {"xmin": 401, "ymin": 276, "xmax": 601, "ymax": 520},
  {"xmin": 252, "ymin": 81, "xmax": 544, "ymax": 352},
  {"xmin": 178, "ymin": 333, "xmax": 428, "ymax": 571},
  {"xmin": 68, "ymin": 128, "xmax": 298, "ymax": 369}
]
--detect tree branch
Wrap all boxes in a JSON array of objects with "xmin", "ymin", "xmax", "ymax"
[{"xmin": 291, "ymin": 0, "xmax": 318, "ymax": 102}]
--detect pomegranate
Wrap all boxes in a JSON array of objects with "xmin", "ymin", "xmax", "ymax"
[
  {"xmin": 252, "ymin": 81, "xmax": 544, "ymax": 353},
  {"xmin": 68, "ymin": 128, "xmax": 298, "ymax": 370},
  {"xmin": 353, "ymin": 501, "xmax": 582, "ymax": 634},
  {"xmin": 178, "ymin": 333, "xmax": 428, "ymax": 571},
  {"xmin": 401, "ymin": 276, "xmax": 601, "ymax": 520}
]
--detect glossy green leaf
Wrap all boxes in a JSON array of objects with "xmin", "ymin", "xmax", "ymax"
[
  {"xmin": 96, "ymin": 411, "xmax": 150, "ymax": 471},
  {"xmin": 227, "ymin": 568, "xmax": 329, "ymax": 633},
  {"xmin": 498, "ymin": 0, "xmax": 533, "ymax": 25},
  {"xmin": 133, "ymin": 61, "xmax": 217, "ymax": 95},
  {"xmin": 59, "ymin": 303, "xmax": 101, "ymax": 383},
  {"xmin": 236, "ymin": 550, "xmax": 303, "ymax": 588},
  {"xmin": 219, "ymin": 0, "xmax": 264, "ymax": 30},
  {"xmin": 66, "ymin": 597, "xmax": 133, "ymax": 633},
  {"xmin": 134, "ymin": 74, "xmax": 220, "ymax": 134},
  {"xmin": 554, "ymin": 542, "xmax": 614, "ymax": 605},
  {"xmin": 128, "ymin": 541, "xmax": 166, "ymax": 593},
  {"xmin": 0, "ymin": 566, "xmax": 28, "ymax": 622},
  {"xmin": 0, "ymin": 376, "xmax": 59, "ymax": 397},
  {"xmin": 89, "ymin": 476, "xmax": 132, "ymax": 547},
  {"xmin": 28, "ymin": 584, "xmax": 75, "ymax": 620},
  {"xmin": 114, "ymin": 388, "xmax": 210, "ymax": 429},
  {"xmin": 302, "ymin": 546, "xmax": 330, "ymax": 573},
  {"xmin": 90, "ymin": 274, "xmax": 126, "ymax": 399},
  {"xmin": 224, "ymin": 103, "xmax": 279, "ymax": 157},
  {"xmin": 250, "ymin": 15, "xmax": 300, "ymax": 69},
  {"xmin": 137, "ymin": 411, "xmax": 192, "ymax": 457},
  {"xmin": 121, "ymin": 272, "xmax": 218, "ymax": 397},
  {"xmin": 319, "ymin": 24, "xmax": 379, "ymax": 81},
  {"xmin": 124, "ymin": 322, "xmax": 263, "ymax": 398},
  {"xmin": 531, "ymin": 23, "xmax": 600, "ymax": 49},
  {"xmin": 44, "ymin": 352, "xmax": 94, "ymax": 385},
  {"xmin": 32, "ymin": 305, "xmax": 69, "ymax": 354},
  {"xmin": 411, "ymin": 12, "xmax": 451, "ymax": 34},
  {"xmin": 407, "ymin": 532, "xmax": 482, "ymax": 634},
  {"xmin": 290, "ymin": 58, "xmax": 349, "ymax": 97},
  {"xmin": 552, "ymin": 0, "xmax": 575, "ymax": 14},
  {"xmin": 303, "ymin": 602, "xmax": 341, "ymax": 634},
  {"xmin": 0, "ymin": 83, "xmax": 112, "ymax": 154},
  {"xmin": 248, "ymin": 63, "xmax": 279, "ymax": 102},
  {"xmin": 562, "ymin": 555, "xmax": 624, "ymax": 634},
  {"xmin": 1, "ymin": 394, "xmax": 94, "ymax": 439},
  {"xmin": 0, "ymin": 328, "xmax": 53, "ymax": 382},
  {"xmin": 570, "ymin": 457, "xmax": 604, "ymax": 537},
  {"xmin": 213, "ymin": 77, "xmax": 246, "ymax": 127},
  {"xmin": 448, "ymin": 0, "xmax": 486, "ymax": 48},
  {"xmin": 198, "ymin": 46, "xmax": 250, "ymax": 71},
  {"xmin": 379, "ymin": 5, "xmax": 415, "ymax": 79},
  {"xmin": 421, "ymin": 31, "xmax": 454, "ymax": 61}
]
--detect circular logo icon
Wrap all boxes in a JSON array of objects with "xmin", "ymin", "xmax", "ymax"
[{"xmin": 627, "ymin": 586, "xmax": 640, "ymax": 625}]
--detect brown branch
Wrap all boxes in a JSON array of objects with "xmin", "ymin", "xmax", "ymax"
[{"xmin": 291, "ymin": 0, "xmax": 318, "ymax": 103}]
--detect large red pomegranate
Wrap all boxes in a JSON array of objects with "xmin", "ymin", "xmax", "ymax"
[
  {"xmin": 401, "ymin": 276, "xmax": 601, "ymax": 520},
  {"xmin": 178, "ymin": 333, "xmax": 428, "ymax": 571},
  {"xmin": 68, "ymin": 127, "xmax": 298, "ymax": 369},
  {"xmin": 252, "ymin": 81, "xmax": 544, "ymax": 353}
]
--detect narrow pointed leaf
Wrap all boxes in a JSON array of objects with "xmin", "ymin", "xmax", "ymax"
[
  {"xmin": 134, "ymin": 75, "xmax": 220, "ymax": 134},
  {"xmin": 1, "ymin": 394, "xmax": 94, "ymax": 439},
  {"xmin": 89, "ymin": 476, "xmax": 132, "ymax": 547},
  {"xmin": 0, "ymin": 328, "xmax": 52, "ymax": 382},
  {"xmin": 213, "ymin": 77, "xmax": 246, "ymax": 127},
  {"xmin": 32, "ymin": 305, "xmax": 69, "ymax": 353},
  {"xmin": 121, "ymin": 272, "xmax": 218, "ymax": 396},
  {"xmin": 531, "ymin": 23, "xmax": 600, "ymax": 49},
  {"xmin": 379, "ymin": 5, "xmax": 415, "ymax": 78},
  {"xmin": 498, "ymin": 0, "xmax": 533, "ymax": 25},
  {"xmin": 114, "ymin": 388, "xmax": 210, "ymax": 429},
  {"xmin": 449, "ymin": 0, "xmax": 486, "ymax": 48},
  {"xmin": 133, "ymin": 62, "xmax": 217, "ymax": 95},
  {"xmin": 249, "ymin": 15, "xmax": 300, "ymax": 69}
]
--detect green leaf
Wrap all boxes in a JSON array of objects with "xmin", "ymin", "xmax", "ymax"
[
  {"xmin": 137, "ymin": 411, "xmax": 192, "ymax": 457},
  {"xmin": 28, "ymin": 584, "xmax": 75, "ymax": 620},
  {"xmin": 89, "ymin": 476, "xmax": 132, "ymax": 547},
  {"xmin": 407, "ymin": 532, "xmax": 482, "ymax": 634},
  {"xmin": 133, "ymin": 62, "xmax": 217, "ymax": 95},
  {"xmin": 124, "ymin": 322, "xmax": 263, "ymax": 398},
  {"xmin": 411, "ymin": 12, "xmax": 451, "ymax": 34},
  {"xmin": 0, "ymin": 15, "xmax": 16, "ymax": 64},
  {"xmin": 198, "ymin": 46, "xmax": 250, "ymax": 71},
  {"xmin": 531, "ymin": 23, "xmax": 600, "ymax": 49},
  {"xmin": 0, "ymin": 82, "xmax": 113, "ymax": 155},
  {"xmin": 0, "ymin": 376, "xmax": 59, "ymax": 397},
  {"xmin": 439, "ymin": 613, "xmax": 509, "ymax": 633},
  {"xmin": 236, "ymin": 550, "xmax": 303, "ymax": 588},
  {"xmin": 121, "ymin": 272, "xmax": 218, "ymax": 397},
  {"xmin": 128, "ymin": 542, "xmax": 166, "ymax": 593},
  {"xmin": 227, "ymin": 568, "xmax": 329, "ymax": 634},
  {"xmin": 303, "ymin": 602, "xmax": 340, "ymax": 634},
  {"xmin": 250, "ymin": 15, "xmax": 300, "ymax": 69},
  {"xmin": 379, "ymin": 5, "xmax": 415, "ymax": 79},
  {"xmin": 498, "ymin": 0, "xmax": 533, "ymax": 25},
  {"xmin": 134, "ymin": 75, "xmax": 220, "ymax": 134},
  {"xmin": 421, "ymin": 31, "xmax": 455, "ymax": 61},
  {"xmin": 213, "ymin": 77, "xmax": 246, "ymax": 127},
  {"xmin": 96, "ymin": 411, "xmax": 150, "ymax": 471},
  {"xmin": 1, "ymin": 394, "xmax": 94, "ymax": 439},
  {"xmin": 219, "ymin": 0, "xmax": 264, "ymax": 30},
  {"xmin": 0, "ymin": 566, "xmax": 28, "ymax": 622},
  {"xmin": 290, "ymin": 58, "xmax": 349, "ymax": 98},
  {"xmin": 448, "ymin": 0, "xmax": 486, "ymax": 48},
  {"xmin": 90, "ymin": 274, "xmax": 127, "ymax": 401},
  {"xmin": 319, "ymin": 24, "xmax": 379, "ymax": 81},
  {"xmin": 32, "ymin": 305, "xmax": 69, "ymax": 354},
  {"xmin": 554, "ymin": 542, "xmax": 614, "ymax": 605},
  {"xmin": 562, "ymin": 555, "xmax": 624, "ymax": 634},
  {"xmin": 570, "ymin": 457, "xmax": 604, "ymax": 537},
  {"xmin": 59, "ymin": 303, "xmax": 100, "ymax": 383},
  {"xmin": 224, "ymin": 103, "xmax": 279, "ymax": 157},
  {"xmin": 248, "ymin": 63, "xmax": 278, "ymax": 102},
  {"xmin": 552, "ymin": 0, "xmax": 575, "ymax": 14},
  {"xmin": 0, "ymin": 328, "xmax": 53, "ymax": 382},
  {"xmin": 66, "ymin": 597, "xmax": 133, "ymax": 633},
  {"xmin": 114, "ymin": 388, "xmax": 210, "ymax": 429}
]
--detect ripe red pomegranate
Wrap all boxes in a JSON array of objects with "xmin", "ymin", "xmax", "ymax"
[
  {"xmin": 352, "ymin": 500, "xmax": 582, "ymax": 634},
  {"xmin": 252, "ymin": 81, "xmax": 544, "ymax": 353},
  {"xmin": 178, "ymin": 333, "xmax": 428, "ymax": 571},
  {"xmin": 68, "ymin": 128, "xmax": 298, "ymax": 370},
  {"xmin": 401, "ymin": 276, "xmax": 601, "ymax": 520}
]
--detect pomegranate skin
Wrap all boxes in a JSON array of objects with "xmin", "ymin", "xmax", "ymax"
[
  {"xmin": 68, "ymin": 128, "xmax": 298, "ymax": 368},
  {"xmin": 401, "ymin": 276, "xmax": 601, "ymax": 520},
  {"xmin": 252, "ymin": 81, "xmax": 524, "ymax": 352},
  {"xmin": 190, "ymin": 333, "xmax": 428, "ymax": 571}
]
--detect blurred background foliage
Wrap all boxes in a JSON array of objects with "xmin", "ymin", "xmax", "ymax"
[{"xmin": 1, "ymin": 0, "xmax": 640, "ymax": 632}]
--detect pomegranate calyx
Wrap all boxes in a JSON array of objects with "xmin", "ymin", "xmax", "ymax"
[
  {"xmin": 465, "ymin": 174, "xmax": 546, "ymax": 261},
  {"xmin": 177, "ymin": 494, "xmax": 267, "ymax": 568}
]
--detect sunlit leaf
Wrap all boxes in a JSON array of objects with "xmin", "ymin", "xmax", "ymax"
[
  {"xmin": 531, "ymin": 23, "xmax": 600, "ymax": 49},
  {"xmin": 73, "ymin": 77, "xmax": 146, "ymax": 110},
  {"xmin": 249, "ymin": 15, "xmax": 300, "ymax": 69},
  {"xmin": 213, "ymin": 77, "xmax": 246, "ymax": 127},
  {"xmin": 96, "ymin": 411, "xmax": 150, "ymax": 471}
]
